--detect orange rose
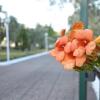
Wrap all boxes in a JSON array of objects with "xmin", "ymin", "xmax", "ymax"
[{"xmin": 50, "ymin": 22, "xmax": 96, "ymax": 70}]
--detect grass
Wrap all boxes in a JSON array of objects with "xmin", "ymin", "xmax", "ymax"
[{"xmin": 0, "ymin": 49, "xmax": 45, "ymax": 61}]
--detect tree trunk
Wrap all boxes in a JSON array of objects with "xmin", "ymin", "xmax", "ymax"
[{"xmin": 15, "ymin": 41, "xmax": 18, "ymax": 49}]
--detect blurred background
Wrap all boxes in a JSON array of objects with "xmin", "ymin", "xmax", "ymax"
[
  {"xmin": 0, "ymin": 0, "xmax": 100, "ymax": 100},
  {"xmin": 0, "ymin": 0, "xmax": 73, "ymax": 61},
  {"xmin": 0, "ymin": 0, "xmax": 100, "ymax": 61}
]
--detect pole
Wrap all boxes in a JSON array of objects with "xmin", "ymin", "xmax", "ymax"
[
  {"xmin": 3, "ymin": 11, "xmax": 10, "ymax": 61},
  {"xmin": 45, "ymin": 33, "xmax": 48, "ymax": 51},
  {"xmin": 5, "ymin": 19, "xmax": 10, "ymax": 61},
  {"xmin": 79, "ymin": 0, "xmax": 88, "ymax": 100},
  {"xmin": 0, "ymin": 6, "xmax": 10, "ymax": 61}
]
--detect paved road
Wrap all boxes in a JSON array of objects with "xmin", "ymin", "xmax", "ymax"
[{"xmin": 0, "ymin": 54, "xmax": 97, "ymax": 100}]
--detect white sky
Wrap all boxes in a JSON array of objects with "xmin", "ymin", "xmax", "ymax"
[{"xmin": 0, "ymin": 0, "xmax": 74, "ymax": 32}]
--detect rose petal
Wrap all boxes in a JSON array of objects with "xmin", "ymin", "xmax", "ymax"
[
  {"xmin": 62, "ymin": 54, "xmax": 75, "ymax": 70},
  {"xmin": 50, "ymin": 49, "xmax": 58, "ymax": 57},
  {"xmin": 86, "ymin": 41, "xmax": 96, "ymax": 50},
  {"xmin": 62, "ymin": 54, "xmax": 72, "ymax": 64},
  {"xmin": 69, "ymin": 31, "xmax": 75, "ymax": 40},
  {"xmin": 71, "ymin": 21, "xmax": 84, "ymax": 30},
  {"xmin": 84, "ymin": 29, "xmax": 93, "ymax": 41},
  {"xmin": 55, "ymin": 38, "xmax": 60, "ymax": 46},
  {"xmin": 64, "ymin": 42, "xmax": 72, "ymax": 53},
  {"xmin": 76, "ymin": 55, "xmax": 86, "ymax": 67},
  {"xmin": 55, "ymin": 36, "xmax": 68, "ymax": 47},
  {"xmin": 56, "ymin": 51, "xmax": 65, "ymax": 61},
  {"xmin": 71, "ymin": 39, "xmax": 78, "ymax": 51},
  {"xmin": 74, "ymin": 30, "xmax": 85, "ymax": 40},
  {"xmin": 63, "ymin": 61, "xmax": 75, "ymax": 70},
  {"xmin": 85, "ymin": 41, "xmax": 96, "ymax": 55},
  {"xmin": 86, "ymin": 48, "xmax": 93, "ymax": 55},
  {"xmin": 73, "ymin": 46, "xmax": 85, "ymax": 57}
]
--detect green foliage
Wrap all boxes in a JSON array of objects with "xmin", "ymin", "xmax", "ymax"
[
  {"xmin": 74, "ymin": 52, "xmax": 100, "ymax": 72},
  {"xmin": 0, "ymin": 49, "xmax": 45, "ymax": 61},
  {"xmin": 0, "ymin": 18, "xmax": 5, "ymax": 44},
  {"xmin": 70, "ymin": 7, "xmax": 100, "ymax": 72},
  {"xmin": 1, "ymin": 15, "xmax": 56, "ymax": 51},
  {"xmin": 0, "ymin": 25, "xmax": 5, "ymax": 43},
  {"xmin": 18, "ymin": 25, "xmax": 30, "ymax": 50},
  {"xmin": 9, "ymin": 16, "xmax": 19, "ymax": 40},
  {"xmin": 68, "ymin": 0, "xmax": 100, "ymax": 36},
  {"xmin": 28, "ymin": 24, "xmax": 57, "ymax": 49},
  {"xmin": 49, "ymin": 0, "xmax": 70, "ymax": 7},
  {"xmin": 9, "ymin": 16, "xmax": 20, "ymax": 48}
]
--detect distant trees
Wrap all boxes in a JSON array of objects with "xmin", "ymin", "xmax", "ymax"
[
  {"xmin": 49, "ymin": 0, "xmax": 100, "ymax": 36},
  {"xmin": 0, "ymin": 18, "xmax": 5, "ymax": 49},
  {"xmin": 0, "ymin": 4, "xmax": 59, "ymax": 51},
  {"xmin": 18, "ymin": 25, "xmax": 29, "ymax": 50},
  {"xmin": 9, "ymin": 16, "xmax": 19, "ymax": 48},
  {"xmin": 0, "ymin": 24, "xmax": 5, "ymax": 43},
  {"xmin": 68, "ymin": 0, "xmax": 100, "ymax": 36},
  {"xmin": 8, "ymin": 16, "xmax": 57, "ymax": 50}
]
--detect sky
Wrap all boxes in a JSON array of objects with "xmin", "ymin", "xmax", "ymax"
[{"xmin": 0, "ymin": 0, "xmax": 74, "ymax": 32}]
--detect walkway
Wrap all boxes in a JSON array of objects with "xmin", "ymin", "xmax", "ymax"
[{"xmin": 0, "ymin": 54, "xmax": 97, "ymax": 100}]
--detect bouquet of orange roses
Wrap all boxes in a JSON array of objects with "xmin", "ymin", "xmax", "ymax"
[{"xmin": 50, "ymin": 22, "xmax": 100, "ymax": 72}]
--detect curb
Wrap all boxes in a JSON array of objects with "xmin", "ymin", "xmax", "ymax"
[{"xmin": 0, "ymin": 52, "xmax": 49, "ymax": 66}]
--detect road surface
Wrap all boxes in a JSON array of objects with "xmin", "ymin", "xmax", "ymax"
[{"xmin": 0, "ymin": 54, "xmax": 97, "ymax": 100}]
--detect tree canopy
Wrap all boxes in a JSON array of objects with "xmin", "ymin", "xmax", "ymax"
[
  {"xmin": 0, "ymin": 15, "xmax": 57, "ymax": 50},
  {"xmin": 68, "ymin": 0, "xmax": 100, "ymax": 36}
]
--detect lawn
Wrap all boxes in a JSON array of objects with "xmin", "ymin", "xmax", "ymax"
[{"xmin": 0, "ymin": 49, "xmax": 45, "ymax": 61}]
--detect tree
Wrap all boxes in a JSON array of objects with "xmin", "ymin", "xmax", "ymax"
[
  {"xmin": 18, "ymin": 25, "xmax": 29, "ymax": 50},
  {"xmin": 0, "ymin": 17, "xmax": 5, "ymax": 49},
  {"xmin": 34, "ymin": 24, "xmax": 46, "ymax": 48},
  {"xmin": 32, "ymin": 24, "xmax": 57, "ymax": 48},
  {"xmin": 8, "ymin": 13, "xmax": 57, "ymax": 50},
  {"xmin": 68, "ymin": 0, "xmax": 100, "ymax": 36},
  {"xmin": 0, "ymin": 23, "xmax": 5, "ymax": 42},
  {"xmin": 49, "ymin": 0, "xmax": 69, "ymax": 6},
  {"xmin": 44, "ymin": 25, "xmax": 56, "ymax": 36},
  {"xmin": 9, "ymin": 16, "xmax": 19, "ymax": 48}
]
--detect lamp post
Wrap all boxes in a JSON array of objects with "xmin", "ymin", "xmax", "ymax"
[{"xmin": 0, "ymin": 6, "xmax": 10, "ymax": 61}]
